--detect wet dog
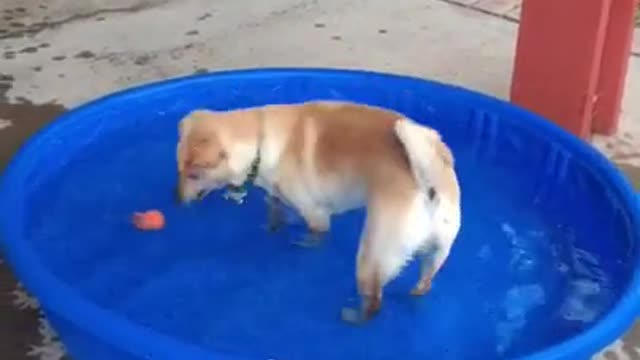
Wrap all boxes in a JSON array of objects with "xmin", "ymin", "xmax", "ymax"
[{"xmin": 176, "ymin": 101, "xmax": 461, "ymax": 323}]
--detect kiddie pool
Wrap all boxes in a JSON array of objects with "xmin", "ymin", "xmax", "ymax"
[{"xmin": 0, "ymin": 68, "xmax": 639, "ymax": 360}]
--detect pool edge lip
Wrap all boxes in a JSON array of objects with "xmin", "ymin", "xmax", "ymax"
[{"xmin": 1, "ymin": 67, "xmax": 639, "ymax": 360}]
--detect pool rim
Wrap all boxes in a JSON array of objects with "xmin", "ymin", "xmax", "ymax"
[{"xmin": 0, "ymin": 67, "xmax": 638, "ymax": 360}]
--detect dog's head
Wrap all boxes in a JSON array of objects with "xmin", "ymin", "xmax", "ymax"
[{"xmin": 176, "ymin": 109, "xmax": 260, "ymax": 203}]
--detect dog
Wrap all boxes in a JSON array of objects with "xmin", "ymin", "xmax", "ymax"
[{"xmin": 176, "ymin": 101, "xmax": 461, "ymax": 323}]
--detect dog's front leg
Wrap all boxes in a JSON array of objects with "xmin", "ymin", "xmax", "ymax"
[
  {"xmin": 265, "ymin": 194, "xmax": 285, "ymax": 232},
  {"xmin": 272, "ymin": 183, "xmax": 331, "ymax": 247},
  {"xmin": 293, "ymin": 208, "xmax": 330, "ymax": 247}
]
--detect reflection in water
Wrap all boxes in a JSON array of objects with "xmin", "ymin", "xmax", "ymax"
[
  {"xmin": 495, "ymin": 221, "xmax": 613, "ymax": 356},
  {"xmin": 496, "ymin": 284, "xmax": 546, "ymax": 355},
  {"xmin": 561, "ymin": 279, "xmax": 602, "ymax": 323},
  {"xmin": 497, "ymin": 223, "xmax": 547, "ymax": 355},
  {"xmin": 560, "ymin": 247, "xmax": 611, "ymax": 324}
]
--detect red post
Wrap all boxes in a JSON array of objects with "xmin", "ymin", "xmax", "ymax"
[
  {"xmin": 510, "ymin": 0, "xmax": 611, "ymax": 139},
  {"xmin": 592, "ymin": 0, "xmax": 640, "ymax": 135}
]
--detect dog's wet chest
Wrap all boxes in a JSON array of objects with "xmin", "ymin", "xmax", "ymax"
[{"xmin": 260, "ymin": 177, "xmax": 365, "ymax": 214}]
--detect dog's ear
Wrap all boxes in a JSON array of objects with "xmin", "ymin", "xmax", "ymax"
[
  {"xmin": 177, "ymin": 126, "xmax": 188, "ymax": 174},
  {"xmin": 185, "ymin": 133, "xmax": 227, "ymax": 169},
  {"xmin": 178, "ymin": 111, "xmax": 225, "ymax": 172},
  {"xmin": 179, "ymin": 116, "xmax": 194, "ymax": 139},
  {"xmin": 179, "ymin": 110, "xmax": 216, "ymax": 138},
  {"xmin": 177, "ymin": 115, "xmax": 196, "ymax": 173}
]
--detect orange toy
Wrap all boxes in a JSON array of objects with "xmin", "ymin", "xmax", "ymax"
[{"xmin": 132, "ymin": 210, "xmax": 165, "ymax": 231}]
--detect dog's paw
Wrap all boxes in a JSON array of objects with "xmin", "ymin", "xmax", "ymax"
[
  {"xmin": 262, "ymin": 220, "xmax": 284, "ymax": 233},
  {"xmin": 291, "ymin": 231, "xmax": 326, "ymax": 248},
  {"xmin": 341, "ymin": 307, "xmax": 365, "ymax": 325},
  {"xmin": 410, "ymin": 284, "xmax": 431, "ymax": 296},
  {"xmin": 266, "ymin": 223, "xmax": 282, "ymax": 233},
  {"xmin": 340, "ymin": 306, "xmax": 380, "ymax": 324},
  {"xmin": 265, "ymin": 214, "xmax": 285, "ymax": 233}
]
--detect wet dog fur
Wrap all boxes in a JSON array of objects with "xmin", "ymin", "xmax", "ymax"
[{"xmin": 176, "ymin": 101, "xmax": 461, "ymax": 322}]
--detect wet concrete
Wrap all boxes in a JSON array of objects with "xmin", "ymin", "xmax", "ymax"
[
  {"xmin": 0, "ymin": 73, "xmax": 66, "ymax": 171},
  {"xmin": 0, "ymin": 101, "xmax": 66, "ymax": 170},
  {"xmin": 0, "ymin": 261, "xmax": 42, "ymax": 360},
  {"xmin": 0, "ymin": 70, "xmax": 66, "ymax": 360}
]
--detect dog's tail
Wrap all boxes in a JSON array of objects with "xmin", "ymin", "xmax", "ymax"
[{"xmin": 394, "ymin": 118, "xmax": 455, "ymax": 193}]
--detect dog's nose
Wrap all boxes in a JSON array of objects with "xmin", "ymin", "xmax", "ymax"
[
  {"xmin": 175, "ymin": 180, "xmax": 206, "ymax": 204},
  {"xmin": 184, "ymin": 166, "xmax": 202, "ymax": 180}
]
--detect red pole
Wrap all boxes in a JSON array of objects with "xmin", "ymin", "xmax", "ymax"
[
  {"xmin": 592, "ymin": 0, "xmax": 639, "ymax": 135},
  {"xmin": 511, "ymin": 0, "xmax": 611, "ymax": 138}
]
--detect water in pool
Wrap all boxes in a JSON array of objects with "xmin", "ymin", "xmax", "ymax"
[{"xmin": 25, "ymin": 119, "xmax": 630, "ymax": 360}]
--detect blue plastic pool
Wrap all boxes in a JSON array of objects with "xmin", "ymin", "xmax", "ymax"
[{"xmin": 1, "ymin": 68, "xmax": 639, "ymax": 360}]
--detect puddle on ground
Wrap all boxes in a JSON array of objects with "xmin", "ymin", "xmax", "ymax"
[{"xmin": 0, "ymin": 73, "xmax": 67, "ymax": 171}]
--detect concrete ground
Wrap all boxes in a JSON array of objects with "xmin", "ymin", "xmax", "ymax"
[{"xmin": 1, "ymin": 0, "xmax": 639, "ymax": 359}]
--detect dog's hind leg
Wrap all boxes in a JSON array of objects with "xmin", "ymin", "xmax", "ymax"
[
  {"xmin": 341, "ymin": 233, "xmax": 384, "ymax": 324},
  {"xmin": 354, "ymin": 240, "xmax": 385, "ymax": 321},
  {"xmin": 342, "ymin": 194, "xmax": 422, "ymax": 324},
  {"xmin": 411, "ymin": 203, "xmax": 460, "ymax": 296},
  {"xmin": 410, "ymin": 245, "xmax": 449, "ymax": 296}
]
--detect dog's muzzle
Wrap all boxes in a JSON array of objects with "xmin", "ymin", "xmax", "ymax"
[{"xmin": 176, "ymin": 177, "xmax": 209, "ymax": 204}]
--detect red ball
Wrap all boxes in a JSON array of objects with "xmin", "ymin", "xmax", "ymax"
[{"xmin": 132, "ymin": 210, "xmax": 165, "ymax": 231}]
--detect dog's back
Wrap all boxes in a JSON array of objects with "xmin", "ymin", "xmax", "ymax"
[
  {"xmin": 273, "ymin": 102, "xmax": 458, "ymax": 211},
  {"xmin": 299, "ymin": 102, "xmax": 413, "ymax": 183}
]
